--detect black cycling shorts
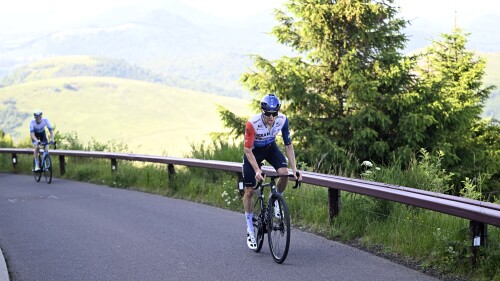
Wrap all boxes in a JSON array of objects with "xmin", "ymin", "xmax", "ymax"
[
  {"xmin": 242, "ymin": 142, "xmax": 288, "ymax": 188},
  {"xmin": 34, "ymin": 132, "xmax": 48, "ymax": 144}
]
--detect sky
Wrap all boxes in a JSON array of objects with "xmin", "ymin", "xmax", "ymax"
[{"xmin": 1, "ymin": 0, "xmax": 499, "ymax": 33}]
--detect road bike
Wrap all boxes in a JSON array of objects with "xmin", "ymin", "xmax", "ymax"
[
  {"xmin": 251, "ymin": 171, "xmax": 301, "ymax": 264},
  {"xmin": 33, "ymin": 141, "xmax": 56, "ymax": 184}
]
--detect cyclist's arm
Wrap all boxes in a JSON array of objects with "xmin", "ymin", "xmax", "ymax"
[
  {"xmin": 284, "ymin": 143, "xmax": 301, "ymax": 180},
  {"xmin": 282, "ymin": 118, "xmax": 301, "ymax": 180},
  {"xmin": 30, "ymin": 132, "xmax": 38, "ymax": 145},
  {"xmin": 244, "ymin": 121, "xmax": 264, "ymax": 182},
  {"xmin": 49, "ymin": 129, "xmax": 55, "ymax": 143},
  {"xmin": 244, "ymin": 147, "xmax": 263, "ymax": 181},
  {"xmin": 29, "ymin": 121, "xmax": 37, "ymax": 145},
  {"xmin": 46, "ymin": 119, "xmax": 55, "ymax": 143}
]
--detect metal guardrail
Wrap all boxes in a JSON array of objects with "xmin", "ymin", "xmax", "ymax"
[
  {"xmin": 1, "ymin": 147, "xmax": 499, "ymax": 265},
  {"xmin": 2, "ymin": 148, "xmax": 499, "ymax": 226}
]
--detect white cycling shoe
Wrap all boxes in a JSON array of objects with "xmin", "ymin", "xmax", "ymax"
[{"xmin": 247, "ymin": 229, "xmax": 257, "ymax": 250}]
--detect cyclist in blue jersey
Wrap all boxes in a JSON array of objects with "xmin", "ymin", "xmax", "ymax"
[
  {"xmin": 242, "ymin": 94, "xmax": 302, "ymax": 250},
  {"xmin": 30, "ymin": 109, "xmax": 55, "ymax": 171}
]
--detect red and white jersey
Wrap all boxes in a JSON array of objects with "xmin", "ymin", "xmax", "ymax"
[{"xmin": 244, "ymin": 113, "xmax": 291, "ymax": 149}]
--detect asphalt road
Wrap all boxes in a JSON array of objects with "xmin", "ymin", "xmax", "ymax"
[{"xmin": 0, "ymin": 173, "xmax": 440, "ymax": 281}]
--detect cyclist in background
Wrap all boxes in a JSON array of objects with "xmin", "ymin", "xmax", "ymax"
[
  {"xmin": 30, "ymin": 109, "xmax": 54, "ymax": 171},
  {"xmin": 242, "ymin": 94, "xmax": 302, "ymax": 250}
]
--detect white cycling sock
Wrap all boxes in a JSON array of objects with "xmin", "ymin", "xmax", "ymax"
[
  {"xmin": 245, "ymin": 212, "xmax": 254, "ymax": 232},
  {"xmin": 35, "ymin": 158, "xmax": 39, "ymax": 166}
]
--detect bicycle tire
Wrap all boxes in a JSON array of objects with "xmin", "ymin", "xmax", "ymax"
[
  {"xmin": 33, "ymin": 158, "xmax": 41, "ymax": 182},
  {"xmin": 267, "ymin": 193, "xmax": 290, "ymax": 264},
  {"xmin": 43, "ymin": 155, "xmax": 52, "ymax": 184}
]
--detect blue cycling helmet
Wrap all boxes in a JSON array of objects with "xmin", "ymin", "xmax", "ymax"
[{"xmin": 260, "ymin": 94, "xmax": 281, "ymax": 112}]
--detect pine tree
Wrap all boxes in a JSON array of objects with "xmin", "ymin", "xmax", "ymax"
[
  {"xmin": 236, "ymin": 0, "xmax": 416, "ymax": 171},
  {"xmin": 416, "ymin": 28, "xmax": 498, "ymax": 194}
]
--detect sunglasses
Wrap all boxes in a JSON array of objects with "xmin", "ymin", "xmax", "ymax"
[{"xmin": 263, "ymin": 111, "xmax": 278, "ymax": 117}]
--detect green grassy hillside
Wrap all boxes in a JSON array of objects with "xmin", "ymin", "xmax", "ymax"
[{"xmin": 0, "ymin": 76, "xmax": 251, "ymax": 156}]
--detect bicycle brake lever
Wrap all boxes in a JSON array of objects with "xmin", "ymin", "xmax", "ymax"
[
  {"xmin": 292, "ymin": 171, "xmax": 301, "ymax": 189},
  {"xmin": 255, "ymin": 181, "xmax": 263, "ymax": 189},
  {"xmin": 254, "ymin": 173, "xmax": 266, "ymax": 190}
]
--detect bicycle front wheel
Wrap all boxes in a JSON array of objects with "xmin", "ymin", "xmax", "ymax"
[
  {"xmin": 33, "ymin": 158, "xmax": 41, "ymax": 182},
  {"xmin": 267, "ymin": 193, "xmax": 290, "ymax": 264},
  {"xmin": 43, "ymin": 155, "xmax": 52, "ymax": 184}
]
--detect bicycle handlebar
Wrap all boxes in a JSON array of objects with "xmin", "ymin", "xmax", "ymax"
[
  {"xmin": 255, "ymin": 171, "xmax": 302, "ymax": 189},
  {"xmin": 37, "ymin": 141, "xmax": 57, "ymax": 150}
]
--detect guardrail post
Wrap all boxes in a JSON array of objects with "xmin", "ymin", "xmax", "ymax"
[
  {"xmin": 328, "ymin": 188, "xmax": 341, "ymax": 222},
  {"xmin": 168, "ymin": 164, "xmax": 175, "ymax": 179},
  {"xmin": 111, "ymin": 159, "xmax": 117, "ymax": 173},
  {"xmin": 469, "ymin": 220, "xmax": 487, "ymax": 269},
  {"xmin": 11, "ymin": 153, "xmax": 17, "ymax": 168},
  {"xmin": 59, "ymin": 155, "xmax": 66, "ymax": 175}
]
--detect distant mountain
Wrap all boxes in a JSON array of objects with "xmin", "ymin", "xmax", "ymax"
[
  {"xmin": 0, "ymin": 56, "xmax": 164, "ymax": 85},
  {"xmin": 402, "ymin": 14, "xmax": 500, "ymax": 53},
  {"xmin": 0, "ymin": 9, "xmax": 288, "ymax": 98},
  {"xmin": 0, "ymin": 5, "xmax": 498, "ymax": 101}
]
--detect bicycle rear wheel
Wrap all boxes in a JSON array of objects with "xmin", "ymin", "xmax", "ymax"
[
  {"xmin": 43, "ymin": 155, "xmax": 52, "ymax": 184},
  {"xmin": 33, "ymin": 158, "xmax": 41, "ymax": 182},
  {"xmin": 267, "ymin": 194, "xmax": 290, "ymax": 264}
]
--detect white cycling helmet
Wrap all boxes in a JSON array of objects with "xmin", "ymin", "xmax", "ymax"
[{"xmin": 33, "ymin": 109, "xmax": 43, "ymax": 118}]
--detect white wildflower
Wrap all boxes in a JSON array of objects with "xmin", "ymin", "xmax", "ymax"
[{"xmin": 361, "ymin": 160, "xmax": 373, "ymax": 168}]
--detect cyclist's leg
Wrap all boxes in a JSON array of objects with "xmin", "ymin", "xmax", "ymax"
[
  {"xmin": 39, "ymin": 133, "xmax": 48, "ymax": 149},
  {"xmin": 242, "ymin": 154, "xmax": 257, "ymax": 217},
  {"xmin": 33, "ymin": 136, "xmax": 41, "ymax": 170},
  {"xmin": 33, "ymin": 142, "xmax": 38, "ymax": 167},
  {"xmin": 244, "ymin": 151, "xmax": 267, "ymax": 250},
  {"xmin": 39, "ymin": 133, "xmax": 49, "ymax": 167},
  {"xmin": 242, "ymin": 155, "xmax": 257, "ymax": 249},
  {"xmin": 276, "ymin": 167, "xmax": 289, "ymax": 192},
  {"xmin": 265, "ymin": 142, "xmax": 289, "ymax": 193}
]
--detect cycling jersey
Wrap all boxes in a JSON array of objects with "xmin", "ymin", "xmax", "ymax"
[
  {"xmin": 30, "ymin": 118, "xmax": 53, "ymax": 136},
  {"xmin": 244, "ymin": 113, "xmax": 291, "ymax": 149},
  {"xmin": 242, "ymin": 113, "xmax": 291, "ymax": 187}
]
